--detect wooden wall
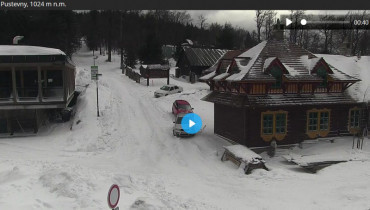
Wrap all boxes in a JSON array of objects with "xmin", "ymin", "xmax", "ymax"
[
  {"xmin": 214, "ymin": 103, "xmax": 245, "ymax": 144},
  {"xmin": 214, "ymin": 103, "xmax": 364, "ymax": 147}
]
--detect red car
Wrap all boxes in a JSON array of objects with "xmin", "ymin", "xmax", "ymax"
[{"xmin": 172, "ymin": 100, "xmax": 193, "ymax": 115}]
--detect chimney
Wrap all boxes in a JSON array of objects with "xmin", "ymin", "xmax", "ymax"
[
  {"xmin": 13, "ymin": 36, "xmax": 24, "ymax": 44},
  {"xmin": 270, "ymin": 19, "xmax": 284, "ymax": 41}
]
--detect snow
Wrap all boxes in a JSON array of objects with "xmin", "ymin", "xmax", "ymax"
[
  {"xmin": 317, "ymin": 54, "xmax": 370, "ymax": 102},
  {"xmin": 2, "ymin": 44, "xmax": 370, "ymax": 209},
  {"xmin": 300, "ymin": 55, "xmax": 320, "ymax": 73},
  {"xmin": 224, "ymin": 145, "xmax": 262, "ymax": 162},
  {"xmin": 226, "ymin": 41, "xmax": 267, "ymax": 81},
  {"xmin": 199, "ymin": 71, "xmax": 216, "ymax": 80},
  {"xmin": 212, "ymin": 72, "xmax": 230, "ymax": 81},
  {"xmin": 282, "ymin": 63, "xmax": 300, "ymax": 76},
  {"xmin": 0, "ymin": 45, "xmax": 65, "ymax": 56},
  {"xmin": 263, "ymin": 57, "xmax": 276, "ymax": 73}
]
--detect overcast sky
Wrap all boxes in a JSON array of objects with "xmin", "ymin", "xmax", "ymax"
[{"xmin": 186, "ymin": 10, "xmax": 351, "ymax": 31}]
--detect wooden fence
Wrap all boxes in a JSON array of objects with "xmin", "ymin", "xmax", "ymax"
[{"xmin": 124, "ymin": 67, "xmax": 141, "ymax": 83}]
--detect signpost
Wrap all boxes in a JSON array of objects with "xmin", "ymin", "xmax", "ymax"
[
  {"xmin": 107, "ymin": 184, "xmax": 120, "ymax": 210},
  {"xmin": 91, "ymin": 66, "xmax": 102, "ymax": 117}
]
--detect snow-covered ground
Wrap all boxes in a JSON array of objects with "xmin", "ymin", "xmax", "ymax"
[{"xmin": 1, "ymin": 47, "xmax": 370, "ymax": 209}]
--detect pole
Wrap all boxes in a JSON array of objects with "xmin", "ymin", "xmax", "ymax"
[{"xmin": 96, "ymin": 80, "xmax": 99, "ymax": 117}]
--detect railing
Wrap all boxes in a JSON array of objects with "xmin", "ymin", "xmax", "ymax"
[
  {"xmin": 125, "ymin": 67, "xmax": 141, "ymax": 83},
  {"xmin": 16, "ymin": 87, "xmax": 39, "ymax": 100},
  {"xmin": 42, "ymin": 87, "xmax": 64, "ymax": 101}
]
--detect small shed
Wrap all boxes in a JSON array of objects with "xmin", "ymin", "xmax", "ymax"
[{"xmin": 139, "ymin": 64, "xmax": 170, "ymax": 86}]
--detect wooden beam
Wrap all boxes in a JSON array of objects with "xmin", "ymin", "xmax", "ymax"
[
  {"xmin": 167, "ymin": 69, "xmax": 169, "ymax": 85},
  {"xmin": 63, "ymin": 66, "xmax": 67, "ymax": 103},
  {"xmin": 11, "ymin": 67, "xmax": 17, "ymax": 103},
  {"xmin": 37, "ymin": 66, "xmax": 42, "ymax": 102}
]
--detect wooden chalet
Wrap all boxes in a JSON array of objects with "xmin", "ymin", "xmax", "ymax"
[
  {"xmin": 200, "ymin": 29, "xmax": 365, "ymax": 148},
  {"xmin": 0, "ymin": 45, "xmax": 75, "ymax": 134},
  {"xmin": 176, "ymin": 47, "xmax": 229, "ymax": 78}
]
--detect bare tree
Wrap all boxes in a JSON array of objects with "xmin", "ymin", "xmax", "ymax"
[
  {"xmin": 198, "ymin": 14, "xmax": 207, "ymax": 29},
  {"xmin": 255, "ymin": 10, "xmax": 266, "ymax": 42},
  {"xmin": 319, "ymin": 14, "xmax": 334, "ymax": 53},
  {"xmin": 172, "ymin": 11, "xmax": 192, "ymax": 25},
  {"xmin": 263, "ymin": 10, "xmax": 277, "ymax": 40},
  {"xmin": 289, "ymin": 10, "xmax": 305, "ymax": 43}
]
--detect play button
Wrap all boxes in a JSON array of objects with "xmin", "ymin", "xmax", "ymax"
[
  {"xmin": 181, "ymin": 113, "xmax": 202, "ymax": 134},
  {"xmin": 189, "ymin": 120, "xmax": 195, "ymax": 128}
]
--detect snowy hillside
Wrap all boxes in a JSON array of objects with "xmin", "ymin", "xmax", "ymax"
[{"xmin": 1, "ymin": 48, "xmax": 370, "ymax": 209}]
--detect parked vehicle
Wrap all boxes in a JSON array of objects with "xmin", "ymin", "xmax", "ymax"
[
  {"xmin": 173, "ymin": 113, "xmax": 194, "ymax": 137},
  {"xmin": 172, "ymin": 100, "xmax": 193, "ymax": 115},
  {"xmin": 154, "ymin": 84, "xmax": 183, "ymax": 98}
]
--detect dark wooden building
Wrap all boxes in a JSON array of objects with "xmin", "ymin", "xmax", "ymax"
[
  {"xmin": 0, "ymin": 45, "xmax": 75, "ymax": 134},
  {"xmin": 139, "ymin": 64, "xmax": 170, "ymax": 86},
  {"xmin": 176, "ymin": 47, "xmax": 229, "ymax": 78},
  {"xmin": 200, "ymin": 31, "xmax": 366, "ymax": 148}
]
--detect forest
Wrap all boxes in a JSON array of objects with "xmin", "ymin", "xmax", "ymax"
[{"xmin": 0, "ymin": 10, "xmax": 369, "ymax": 67}]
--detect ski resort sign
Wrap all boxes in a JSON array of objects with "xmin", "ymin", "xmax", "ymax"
[
  {"xmin": 107, "ymin": 184, "xmax": 120, "ymax": 209},
  {"xmin": 91, "ymin": 66, "xmax": 98, "ymax": 80}
]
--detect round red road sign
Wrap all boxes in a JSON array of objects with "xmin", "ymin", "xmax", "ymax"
[{"xmin": 107, "ymin": 184, "xmax": 120, "ymax": 209}]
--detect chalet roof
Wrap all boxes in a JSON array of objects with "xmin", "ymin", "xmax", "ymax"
[
  {"xmin": 202, "ymin": 92, "xmax": 360, "ymax": 108},
  {"xmin": 201, "ymin": 40, "xmax": 359, "ymax": 83},
  {"xmin": 181, "ymin": 47, "xmax": 229, "ymax": 67},
  {"xmin": 202, "ymin": 49, "xmax": 246, "ymax": 75}
]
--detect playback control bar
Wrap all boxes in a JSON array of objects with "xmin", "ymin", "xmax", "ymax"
[{"xmin": 280, "ymin": 14, "xmax": 370, "ymax": 30}]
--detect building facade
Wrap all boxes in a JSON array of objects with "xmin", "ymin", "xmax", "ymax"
[
  {"xmin": 200, "ymin": 32, "xmax": 366, "ymax": 148},
  {"xmin": 0, "ymin": 45, "xmax": 75, "ymax": 134}
]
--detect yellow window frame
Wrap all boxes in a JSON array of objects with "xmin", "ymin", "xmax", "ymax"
[
  {"xmin": 348, "ymin": 107, "xmax": 361, "ymax": 134},
  {"xmin": 306, "ymin": 108, "xmax": 331, "ymax": 138},
  {"xmin": 261, "ymin": 110, "xmax": 288, "ymax": 142}
]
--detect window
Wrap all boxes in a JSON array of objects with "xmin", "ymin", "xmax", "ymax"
[
  {"xmin": 0, "ymin": 70, "xmax": 12, "ymax": 99},
  {"xmin": 349, "ymin": 108, "xmax": 361, "ymax": 134},
  {"xmin": 306, "ymin": 109, "xmax": 330, "ymax": 138},
  {"xmin": 350, "ymin": 109, "xmax": 360, "ymax": 128},
  {"xmin": 308, "ymin": 112, "xmax": 318, "ymax": 131},
  {"xmin": 320, "ymin": 112, "xmax": 329, "ymax": 130},
  {"xmin": 275, "ymin": 113, "xmax": 286, "ymax": 134},
  {"xmin": 317, "ymin": 68, "xmax": 328, "ymax": 88},
  {"xmin": 261, "ymin": 111, "xmax": 287, "ymax": 141},
  {"xmin": 270, "ymin": 66, "xmax": 282, "ymax": 89},
  {"xmin": 262, "ymin": 114, "xmax": 273, "ymax": 134}
]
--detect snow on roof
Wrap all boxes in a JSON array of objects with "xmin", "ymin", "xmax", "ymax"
[
  {"xmin": 224, "ymin": 145, "xmax": 262, "ymax": 163},
  {"xmin": 263, "ymin": 57, "xmax": 276, "ymax": 73},
  {"xmin": 282, "ymin": 63, "xmax": 300, "ymax": 76},
  {"xmin": 226, "ymin": 41, "xmax": 267, "ymax": 81},
  {"xmin": 300, "ymin": 55, "xmax": 321, "ymax": 73},
  {"xmin": 141, "ymin": 64, "xmax": 169, "ymax": 70},
  {"xmin": 199, "ymin": 71, "xmax": 216, "ymax": 81},
  {"xmin": 213, "ymin": 73, "xmax": 230, "ymax": 81},
  {"xmin": 0, "ymin": 45, "xmax": 66, "ymax": 56},
  {"xmin": 182, "ymin": 47, "xmax": 229, "ymax": 67},
  {"xmin": 317, "ymin": 54, "xmax": 370, "ymax": 102}
]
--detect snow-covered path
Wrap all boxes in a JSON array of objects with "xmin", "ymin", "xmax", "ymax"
[{"xmin": 2, "ymin": 48, "xmax": 370, "ymax": 209}]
